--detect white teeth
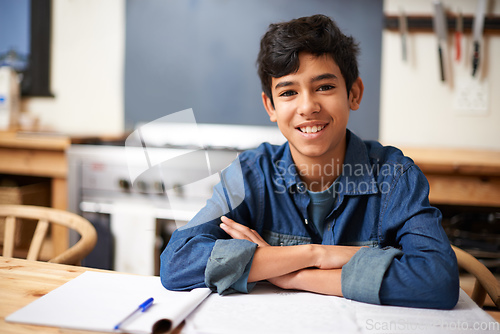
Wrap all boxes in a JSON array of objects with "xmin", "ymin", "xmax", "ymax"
[{"xmin": 300, "ymin": 125, "xmax": 325, "ymax": 133}]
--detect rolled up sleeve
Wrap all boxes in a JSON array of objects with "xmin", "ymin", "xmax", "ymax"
[
  {"xmin": 341, "ymin": 246, "xmax": 403, "ymax": 304},
  {"xmin": 205, "ymin": 239, "xmax": 258, "ymax": 295}
]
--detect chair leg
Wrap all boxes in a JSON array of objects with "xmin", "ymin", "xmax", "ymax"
[
  {"xmin": 27, "ymin": 219, "xmax": 49, "ymax": 261},
  {"xmin": 472, "ymin": 280, "xmax": 487, "ymax": 308},
  {"xmin": 3, "ymin": 216, "xmax": 16, "ymax": 258}
]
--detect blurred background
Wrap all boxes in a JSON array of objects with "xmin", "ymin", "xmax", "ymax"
[
  {"xmin": 0, "ymin": 2, "xmax": 499, "ymax": 316},
  {"xmin": 1, "ymin": 0, "xmax": 499, "ymax": 148}
]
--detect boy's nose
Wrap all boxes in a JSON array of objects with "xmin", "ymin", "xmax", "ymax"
[{"xmin": 297, "ymin": 93, "xmax": 320, "ymax": 116}]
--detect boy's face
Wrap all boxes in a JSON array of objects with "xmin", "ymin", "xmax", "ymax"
[{"xmin": 262, "ymin": 52, "xmax": 363, "ymax": 164}]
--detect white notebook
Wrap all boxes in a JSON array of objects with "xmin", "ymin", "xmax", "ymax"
[
  {"xmin": 182, "ymin": 284, "xmax": 499, "ymax": 334},
  {"xmin": 6, "ymin": 271, "xmax": 211, "ymax": 333}
]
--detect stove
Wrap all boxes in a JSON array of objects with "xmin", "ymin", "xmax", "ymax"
[{"xmin": 67, "ymin": 119, "xmax": 285, "ymax": 275}]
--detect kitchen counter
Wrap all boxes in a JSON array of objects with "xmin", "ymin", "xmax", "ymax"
[
  {"xmin": 402, "ymin": 147, "xmax": 500, "ymax": 207},
  {"xmin": 0, "ymin": 131, "xmax": 70, "ymax": 177},
  {"xmin": 0, "ymin": 131, "xmax": 71, "ymax": 256}
]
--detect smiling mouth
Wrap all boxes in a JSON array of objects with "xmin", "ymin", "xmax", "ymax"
[{"xmin": 298, "ymin": 124, "xmax": 327, "ymax": 134}]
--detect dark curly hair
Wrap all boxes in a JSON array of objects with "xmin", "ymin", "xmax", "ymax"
[{"xmin": 257, "ymin": 14, "xmax": 360, "ymax": 107}]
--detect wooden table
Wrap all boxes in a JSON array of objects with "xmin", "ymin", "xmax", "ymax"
[
  {"xmin": 0, "ymin": 257, "xmax": 184, "ymax": 334},
  {"xmin": 0, "ymin": 257, "xmax": 104, "ymax": 334},
  {"xmin": 1, "ymin": 258, "xmax": 498, "ymax": 333},
  {"xmin": 402, "ymin": 147, "xmax": 500, "ymax": 207},
  {"xmin": 0, "ymin": 132, "xmax": 71, "ymax": 256}
]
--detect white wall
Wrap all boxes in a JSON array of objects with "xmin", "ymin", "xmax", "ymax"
[
  {"xmin": 381, "ymin": 0, "xmax": 500, "ymax": 150},
  {"xmin": 21, "ymin": 0, "xmax": 125, "ymax": 135},
  {"xmin": 19, "ymin": 0, "xmax": 500, "ymax": 146}
]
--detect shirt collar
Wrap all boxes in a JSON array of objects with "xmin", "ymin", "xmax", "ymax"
[
  {"xmin": 338, "ymin": 130, "xmax": 378, "ymax": 196},
  {"xmin": 276, "ymin": 143, "xmax": 299, "ymax": 190},
  {"xmin": 276, "ymin": 130, "xmax": 378, "ymax": 196}
]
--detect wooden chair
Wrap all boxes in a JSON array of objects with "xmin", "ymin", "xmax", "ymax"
[
  {"xmin": 452, "ymin": 245, "xmax": 500, "ymax": 309},
  {"xmin": 0, "ymin": 204, "xmax": 97, "ymax": 265}
]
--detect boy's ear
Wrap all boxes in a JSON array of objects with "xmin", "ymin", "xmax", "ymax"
[
  {"xmin": 262, "ymin": 92, "xmax": 277, "ymax": 122},
  {"xmin": 349, "ymin": 77, "xmax": 364, "ymax": 111}
]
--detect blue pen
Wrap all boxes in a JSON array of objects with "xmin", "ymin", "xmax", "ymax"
[{"xmin": 114, "ymin": 297, "xmax": 154, "ymax": 331}]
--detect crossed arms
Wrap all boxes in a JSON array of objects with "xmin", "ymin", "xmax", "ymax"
[{"xmin": 219, "ymin": 216, "xmax": 362, "ymax": 296}]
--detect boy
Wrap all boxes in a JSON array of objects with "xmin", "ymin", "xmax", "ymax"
[{"xmin": 160, "ymin": 14, "xmax": 459, "ymax": 309}]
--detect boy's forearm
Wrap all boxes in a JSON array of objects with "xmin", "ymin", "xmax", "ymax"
[
  {"xmin": 247, "ymin": 244, "xmax": 317, "ymax": 282},
  {"xmin": 247, "ymin": 243, "xmax": 362, "ymax": 283},
  {"xmin": 279, "ymin": 268, "xmax": 343, "ymax": 296}
]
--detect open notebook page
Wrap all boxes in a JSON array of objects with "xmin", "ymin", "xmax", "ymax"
[
  {"xmin": 183, "ymin": 283, "xmax": 498, "ymax": 334},
  {"xmin": 6, "ymin": 271, "xmax": 211, "ymax": 333}
]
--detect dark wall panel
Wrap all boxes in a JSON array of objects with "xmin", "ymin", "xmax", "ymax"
[{"xmin": 125, "ymin": 0, "xmax": 382, "ymax": 140}]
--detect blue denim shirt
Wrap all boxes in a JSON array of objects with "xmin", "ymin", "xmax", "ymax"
[{"xmin": 160, "ymin": 130, "xmax": 459, "ymax": 309}]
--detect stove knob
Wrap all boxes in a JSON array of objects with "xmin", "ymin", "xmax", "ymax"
[
  {"xmin": 119, "ymin": 179, "xmax": 130, "ymax": 191},
  {"xmin": 173, "ymin": 183, "xmax": 184, "ymax": 197},
  {"xmin": 136, "ymin": 180, "xmax": 148, "ymax": 193},
  {"xmin": 154, "ymin": 181, "xmax": 165, "ymax": 194}
]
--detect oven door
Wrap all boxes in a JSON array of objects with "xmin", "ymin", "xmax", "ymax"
[
  {"xmin": 76, "ymin": 200, "xmax": 187, "ymax": 276},
  {"xmin": 80, "ymin": 210, "xmax": 115, "ymax": 270}
]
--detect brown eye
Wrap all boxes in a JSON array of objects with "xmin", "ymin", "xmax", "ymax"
[
  {"xmin": 318, "ymin": 85, "xmax": 334, "ymax": 91},
  {"xmin": 279, "ymin": 90, "xmax": 297, "ymax": 97}
]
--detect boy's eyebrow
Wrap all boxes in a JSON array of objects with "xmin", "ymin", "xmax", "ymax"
[
  {"xmin": 274, "ymin": 73, "xmax": 338, "ymax": 90},
  {"xmin": 274, "ymin": 80, "xmax": 294, "ymax": 90},
  {"xmin": 311, "ymin": 73, "xmax": 338, "ymax": 82}
]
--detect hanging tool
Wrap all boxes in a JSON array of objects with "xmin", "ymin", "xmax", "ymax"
[
  {"xmin": 455, "ymin": 10, "xmax": 463, "ymax": 62},
  {"xmin": 399, "ymin": 8, "xmax": 408, "ymax": 62},
  {"xmin": 472, "ymin": 0, "xmax": 487, "ymax": 77},
  {"xmin": 433, "ymin": 1, "xmax": 448, "ymax": 81}
]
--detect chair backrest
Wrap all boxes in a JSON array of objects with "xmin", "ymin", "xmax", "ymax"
[
  {"xmin": 452, "ymin": 245, "xmax": 500, "ymax": 309},
  {"xmin": 0, "ymin": 204, "xmax": 97, "ymax": 265}
]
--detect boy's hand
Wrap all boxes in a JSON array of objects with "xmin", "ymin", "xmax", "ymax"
[
  {"xmin": 267, "ymin": 271, "xmax": 298, "ymax": 290},
  {"xmin": 268, "ymin": 269, "xmax": 344, "ymax": 296},
  {"xmin": 314, "ymin": 245, "xmax": 363, "ymax": 270},
  {"xmin": 219, "ymin": 216, "xmax": 270, "ymax": 248}
]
